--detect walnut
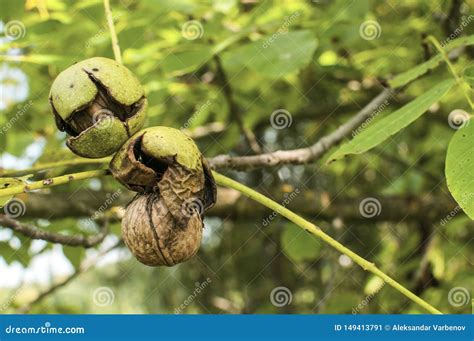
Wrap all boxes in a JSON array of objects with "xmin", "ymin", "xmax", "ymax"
[{"xmin": 110, "ymin": 127, "xmax": 216, "ymax": 266}]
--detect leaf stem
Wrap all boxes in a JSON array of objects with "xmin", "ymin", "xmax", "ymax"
[
  {"xmin": 103, "ymin": 0, "xmax": 122, "ymax": 64},
  {"xmin": 427, "ymin": 35, "xmax": 473, "ymax": 109},
  {"xmin": 212, "ymin": 171, "xmax": 443, "ymax": 314}
]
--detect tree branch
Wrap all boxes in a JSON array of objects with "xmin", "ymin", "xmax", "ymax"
[
  {"xmin": 208, "ymin": 88, "xmax": 395, "ymax": 170},
  {"xmin": 0, "ymin": 215, "xmax": 109, "ymax": 247}
]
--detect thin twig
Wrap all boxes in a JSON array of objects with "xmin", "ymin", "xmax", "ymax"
[
  {"xmin": 0, "ymin": 215, "xmax": 109, "ymax": 247},
  {"xmin": 212, "ymin": 171, "xmax": 443, "ymax": 314},
  {"xmin": 103, "ymin": 0, "xmax": 122, "ymax": 64},
  {"xmin": 209, "ymin": 88, "xmax": 395, "ymax": 170}
]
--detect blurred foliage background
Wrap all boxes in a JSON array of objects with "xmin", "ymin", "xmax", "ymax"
[{"xmin": 0, "ymin": 0, "xmax": 472, "ymax": 314}]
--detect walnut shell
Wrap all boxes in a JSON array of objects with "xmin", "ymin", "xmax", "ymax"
[
  {"xmin": 109, "ymin": 126, "xmax": 216, "ymax": 209},
  {"xmin": 122, "ymin": 194, "xmax": 203, "ymax": 267},
  {"xmin": 49, "ymin": 57, "xmax": 147, "ymax": 158}
]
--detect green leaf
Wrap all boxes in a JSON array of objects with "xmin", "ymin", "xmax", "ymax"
[
  {"xmin": 463, "ymin": 64, "xmax": 474, "ymax": 88},
  {"xmin": 389, "ymin": 55, "xmax": 444, "ymax": 89},
  {"xmin": 0, "ymin": 241, "xmax": 16, "ymax": 265},
  {"xmin": 328, "ymin": 79, "xmax": 455, "ymax": 163},
  {"xmin": 281, "ymin": 223, "xmax": 321, "ymax": 262},
  {"xmin": 0, "ymin": 177, "xmax": 24, "ymax": 207},
  {"xmin": 445, "ymin": 121, "xmax": 474, "ymax": 220},
  {"xmin": 389, "ymin": 35, "xmax": 474, "ymax": 88},
  {"xmin": 226, "ymin": 30, "xmax": 318, "ymax": 78}
]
